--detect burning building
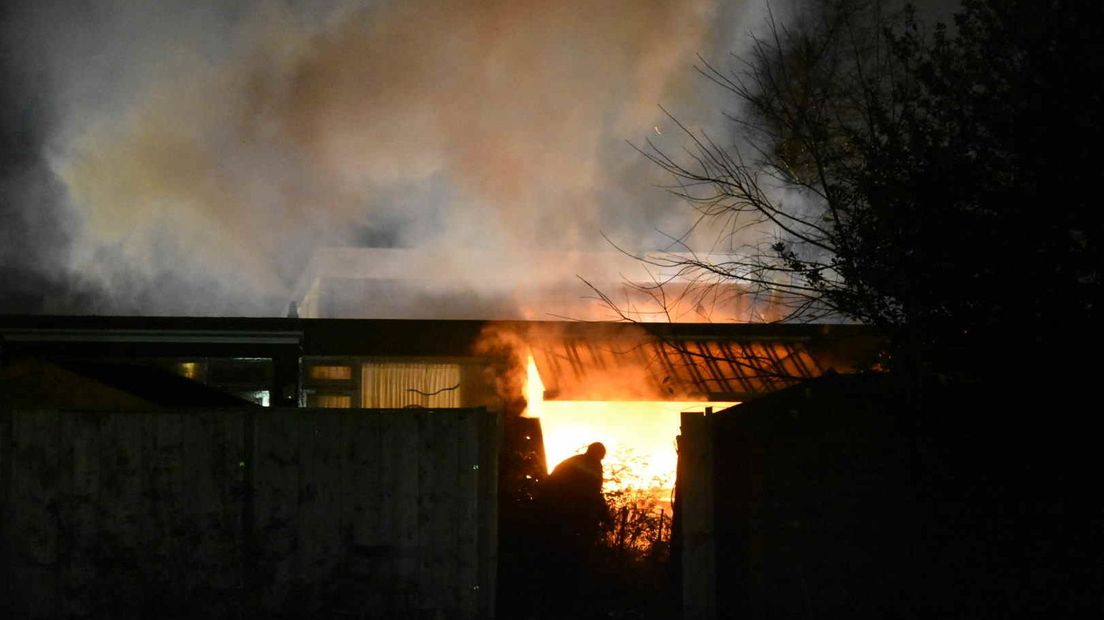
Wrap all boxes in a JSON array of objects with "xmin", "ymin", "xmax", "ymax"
[
  {"xmin": 0, "ymin": 314, "xmax": 876, "ymax": 617},
  {"xmin": 1, "ymin": 314, "xmax": 873, "ymax": 493}
]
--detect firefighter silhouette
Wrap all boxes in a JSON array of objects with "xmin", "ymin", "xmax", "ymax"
[{"xmin": 532, "ymin": 442, "xmax": 610, "ymax": 614}]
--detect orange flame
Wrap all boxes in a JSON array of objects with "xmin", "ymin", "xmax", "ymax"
[{"xmin": 524, "ymin": 354, "xmax": 736, "ymax": 492}]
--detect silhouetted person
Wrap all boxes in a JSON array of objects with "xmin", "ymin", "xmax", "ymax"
[
  {"xmin": 543, "ymin": 442, "xmax": 609, "ymax": 544},
  {"xmin": 532, "ymin": 442, "xmax": 610, "ymax": 616}
]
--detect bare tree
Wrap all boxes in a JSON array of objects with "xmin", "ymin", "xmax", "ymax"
[
  {"xmin": 609, "ymin": 0, "xmax": 1100, "ymax": 379},
  {"xmin": 621, "ymin": 2, "xmax": 908, "ymax": 324}
]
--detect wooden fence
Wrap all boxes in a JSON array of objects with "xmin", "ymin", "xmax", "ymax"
[
  {"xmin": 674, "ymin": 376, "xmax": 927, "ymax": 619},
  {"xmin": 677, "ymin": 411, "xmax": 716, "ymax": 620},
  {"xmin": 0, "ymin": 407, "xmax": 499, "ymax": 619}
]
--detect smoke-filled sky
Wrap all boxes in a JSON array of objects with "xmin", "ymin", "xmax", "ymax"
[{"xmin": 0, "ymin": 0, "xmax": 950, "ymax": 317}]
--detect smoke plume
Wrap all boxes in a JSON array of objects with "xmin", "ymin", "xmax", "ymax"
[{"xmin": 2, "ymin": 0, "xmax": 755, "ymax": 316}]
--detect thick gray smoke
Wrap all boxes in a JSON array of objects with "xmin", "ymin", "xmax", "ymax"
[{"xmin": 2, "ymin": 0, "xmax": 764, "ymax": 317}]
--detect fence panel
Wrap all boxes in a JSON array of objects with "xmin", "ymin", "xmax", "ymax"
[
  {"xmin": 8, "ymin": 409, "xmax": 60, "ymax": 617},
  {"xmin": 1, "ymin": 407, "xmax": 497, "ymax": 619}
]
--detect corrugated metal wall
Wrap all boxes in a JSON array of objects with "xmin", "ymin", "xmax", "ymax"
[{"xmin": 0, "ymin": 407, "xmax": 499, "ymax": 619}]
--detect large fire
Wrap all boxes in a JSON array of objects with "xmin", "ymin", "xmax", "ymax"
[{"xmin": 524, "ymin": 354, "xmax": 736, "ymax": 492}]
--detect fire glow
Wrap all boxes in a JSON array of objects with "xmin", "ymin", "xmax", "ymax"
[{"xmin": 524, "ymin": 355, "xmax": 736, "ymax": 491}]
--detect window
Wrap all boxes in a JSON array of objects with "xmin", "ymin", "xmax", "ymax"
[
  {"xmin": 361, "ymin": 362, "xmax": 462, "ymax": 408},
  {"xmin": 310, "ymin": 394, "xmax": 352, "ymax": 408},
  {"xmin": 309, "ymin": 365, "xmax": 353, "ymax": 381}
]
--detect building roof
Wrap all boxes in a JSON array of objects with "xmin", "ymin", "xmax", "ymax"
[
  {"xmin": 520, "ymin": 321, "xmax": 871, "ymax": 401},
  {"xmin": 1, "ymin": 316, "xmax": 880, "ymax": 402},
  {"xmin": 531, "ymin": 337, "xmax": 826, "ymax": 401}
]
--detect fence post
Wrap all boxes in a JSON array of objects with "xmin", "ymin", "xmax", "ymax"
[
  {"xmin": 478, "ymin": 408, "xmax": 501, "ymax": 619},
  {"xmin": 680, "ymin": 410, "xmax": 716, "ymax": 620},
  {"xmin": 0, "ymin": 407, "xmax": 11, "ymax": 615},
  {"xmin": 241, "ymin": 408, "xmax": 258, "ymax": 617}
]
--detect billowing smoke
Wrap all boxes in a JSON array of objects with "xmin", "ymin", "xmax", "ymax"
[{"xmin": 2, "ymin": 0, "xmax": 759, "ymax": 317}]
